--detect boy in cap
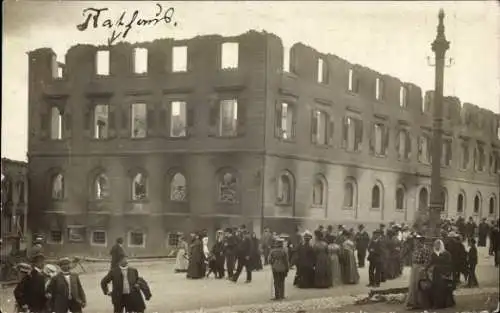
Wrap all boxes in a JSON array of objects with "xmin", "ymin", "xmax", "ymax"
[
  {"xmin": 46, "ymin": 257, "xmax": 86, "ymax": 313},
  {"xmin": 269, "ymin": 237, "xmax": 289, "ymax": 300},
  {"xmin": 14, "ymin": 263, "xmax": 32, "ymax": 313}
]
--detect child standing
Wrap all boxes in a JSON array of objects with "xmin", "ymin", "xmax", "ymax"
[{"xmin": 268, "ymin": 238, "xmax": 289, "ymax": 300}]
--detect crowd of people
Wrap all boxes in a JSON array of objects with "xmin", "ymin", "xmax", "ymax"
[{"xmin": 10, "ymin": 216, "xmax": 500, "ymax": 312}]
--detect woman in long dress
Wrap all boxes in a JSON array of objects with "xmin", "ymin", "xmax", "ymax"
[
  {"xmin": 405, "ymin": 234, "xmax": 432, "ymax": 310},
  {"xmin": 174, "ymin": 235, "xmax": 189, "ymax": 273},
  {"xmin": 428, "ymin": 239, "xmax": 455, "ymax": 309},
  {"xmin": 340, "ymin": 233, "xmax": 359, "ymax": 284},
  {"xmin": 327, "ymin": 240, "xmax": 342, "ymax": 287},
  {"xmin": 187, "ymin": 233, "xmax": 205, "ymax": 279},
  {"xmin": 313, "ymin": 230, "xmax": 332, "ymax": 288}
]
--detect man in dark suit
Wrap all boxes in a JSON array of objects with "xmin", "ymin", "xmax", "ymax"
[
  {"xmin": 110, "ymin": 237, "xmax": 126, "ymax": 269},
  {"xmin": 13, "ymin": 262, "xmax": 32, "ymax": 313},
  {"xmin": 101, "ymin": 256, "xmax": 151, "ymax": 313},
  {"xmin": 355, "ymin": 224, "xmax": 370, "ymax": 268},
  {"xmin": 367, "ymin": 230, "xmax": 383, "ymax": 287},
  {"xmin": 25, "ymin": 253, "xmax": 48, "ymax": 313},
  {"xmin": 231, "ymin": 230, "xmax": 253, "ymax": 283},
  {"xmin": 46, "ymin": 257, "xmax": 86, "ymax": 313},
  {"xmin": 224, "ymin": 228, "xmax": 238, "ymax": 279}
]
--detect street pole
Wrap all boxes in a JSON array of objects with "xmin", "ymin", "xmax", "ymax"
[{"xmin": 428, "ymin": 9, "xmax": 450, "ymax": 239}]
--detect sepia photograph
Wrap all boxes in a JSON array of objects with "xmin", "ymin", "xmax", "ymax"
[{"xmin": 1, "ymin": 1, "xmax": 499, "ymax": 312}]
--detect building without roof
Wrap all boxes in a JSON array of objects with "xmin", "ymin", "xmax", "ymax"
[{"xmin": 27, "ymin": 30, "xmax": 499, "ymax": 256}]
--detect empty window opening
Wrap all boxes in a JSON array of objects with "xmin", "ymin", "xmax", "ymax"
[
  {"xmin": 460, "ymin": 141, "xmax": 469, "ymax": 169},
  {"xmin": 397, "ymin": 130, "xmax": 411, "ymax": 160},
  {"xmin": 131, "ymin": 103, "xmax": 147, "ymax": 138},
  {"xmin": 283, "ymin": 46, "xmax": 290, "ymax": 72},
  {"xmin": 50, "ymin": 107, "xmax": 63, "ymax": 140},
  {"xmin": 219, "ymin": 171, "xmax": 238, "ymax": 204},
  {"xmin": 277, "ymin": 173, "xmax": 292, "ymax": 205},
  {"xmin": 91, "ymin": 230, "xmax": 107, "ymax": 245},
  {"xmin": 371, "ymin": 185, "xmax": 381, "ymax": 209},
  {"xmin": 343, "ymin": 117, "xmax": 363, "ymax": 152},
  {"xmin": 343, "ymin": 181, "xmax": 355, "ymax": 208},
  {"xmin": 129, "ymin": 231, "xmax": 145, "ymax": 247},
  {"xmin": 396, "ymin": 187, "xmax": 405, "ymax": 211},
  {"xmin": 418, "ymin": 188, "xmax": 429, "ymax": 211},
  {"xmin": 317, "ymin": 58, "xmax": 327, "ymax": 83},
  {"xmin": 94, "ymin": 173, "xmax": 110, "ymax": 200},
  {"xmin": 474, "ymin": 195, "xmax": 480, "ymax": 214},
  {"xmin": 489, "ymin": 197, "xmax": 495, "ymax": 215},
  {"xmin": 312, "ymin": 178, "xmax": 325, "ymax": 206},
  {"xmin": 172, "ymin": 46, "xmax": 188, "ymax": 72},
  {"xmin": 372, "ymin": 123, "xmax": 387, "ymax": 156},
  {"xmin": 170, "ymin": 101, "xmax": 187, "ymax": 137},
  {"xmin": 475, "ymin": 143, "xmax": 485, "ymax": 171},
  {"xmin": 441, "ymin": 139, "xmax": 452, "ymax": 167},
  {"xmin": 457, "ymin": 193, "xmax": 464, "ymax": 213},
  {"xmin": 96, "ymin": 50, "xmax": 110, "ymax": 76},
  {"xmin": 132, "ymin": 173, "xmax": 147, "ymax": 201},
  {"xmin": 52, "ymin": 173, "xmax": 64, "ymax": 200},
  {"xmin": 400, "ymin": 86, "xmax": 408, "ymax": 108},
  {"xmin": 133, "ymin": 47, "xmax": 148, "ymax": 74},
  {"xmin": 170, "ymin": 173, "xmax": 187, "ymax": 201},
  {"xmin": 219, "ymin": 99, "xmax": 238, "ymax": 137},
  {"xmin": 221, "ymin": 42, "xmax": 239, "ymax": 69},
  {"xmin": 51, "ymin": 55, "xmax": 63, "ymax": 79},
  {"xmin": 348, "ymin": 69, "xmax": 353, "ymax": 91},
  {"xmin": 418, "ymin": 135, "xmax": 431, "ymax": 164},
  {"xmin": 375, "ymin": 78, "xmax": 384, "ymax": 100},
  {"xmin": 93, "ymin": 104, "xmax": 109, "ymax": 139},
  {"xmin": 312, "ymin": 110, "xmax": 328, "ymax": 145}
]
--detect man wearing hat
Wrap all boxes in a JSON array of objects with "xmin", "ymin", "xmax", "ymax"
[
  {"xmin": 231, "ymin": 229, "xmax": 253, "ymax": 283},
  {"xmin": 268, "ymin": 237, "xmax": 289, "ymax": 300},
  {"xmin": 223, "ymin": 228, "xmax": 238, "ymax": 279},
  {"xmin": 355, "ymin": 224, "xmax": 370, "ymax": 268},
  {"xmin": 110, "ymin": 237, "xmax": 126, "ymax": 270},
  {"xmin": 46, "ymin": 257, "xmax": 86, "ymax": 313},
  {"xmin": 367, "ymin": 229, "xmax": 383, "ymax": 287},
  {"xmin": 293, "ymin": 230, "xmax": 315, "ymax": 289},
  {"xmin": 24, "ymin": 253, "xmax": 48, "ymax": 313},
  {"xmin": 13, "ymin": 263, "xmax": 32, "ymax": 313}
]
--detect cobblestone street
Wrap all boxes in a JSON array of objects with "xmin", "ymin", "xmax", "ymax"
[{"xmin": 1, "ymin": 249, "xmax": 498, "ymax": 313}]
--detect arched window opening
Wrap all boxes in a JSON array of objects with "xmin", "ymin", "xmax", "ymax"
[
  {"xmin": 132, "ymin": 173, "xmax": 147, "ymax": 200},
  {"xmin": 457, "ymin": 193, "xmax": 464, "ymax": 213},
  {"xmin": 52, "ymin": 174, "xmax": 64, "ymax": 200},
  {"xmin": 418, "ymin": 188, "xmax": 428, "ymax": 210},
  {"xmin": 312, "ymin": 176, "xmax": 326, "ymax": 206},
  {"xmin": 170, "ymin": 173, "xmax": 187, "ymax": 201},
  {"xmin": 218, "ymin": 171, "xmax": 238, "ymax": 204},
  {"xmin": 489, "ymin": 197, "xmax": 496, "ymax": 215},
  {"xmin": 277, "ymin": 173, "xmax": 292, "ymax": 205},
  {"xmin": 94, "ymin": 173, "xmax": 110, "ymax": 200},
  {"xmin": 396, "ymin": 187, "xmax": 405, "ymax": 211},
  {"xmin": 371, "ymin": 185, "xmax": 381, "ymax": 209},
  {"xmin": 343, "ymin": 180, "xmax": 356, "ymax": 209},
  {"xmin": 474, "ymin": 195, "xmax": 481, "ymax": 214}
]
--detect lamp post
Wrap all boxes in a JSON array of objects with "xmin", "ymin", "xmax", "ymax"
[{"xmin": 428, "ymin": 9, "xmax": 450, "ymax": 239}]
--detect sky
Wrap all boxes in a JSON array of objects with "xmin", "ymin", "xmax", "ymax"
[{"xmin": 2, "ymin": 1, "xmax": 499, "ymax": 161}]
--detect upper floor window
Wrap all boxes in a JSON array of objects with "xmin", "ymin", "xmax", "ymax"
[
  {"xmin": 474, "ymin": 142, "xmax": 485, "ymax": 172},
  {"xmin": 491, "ymin": 151, "xmax": 499, "ymax": 174},
  {"xmin": 375, "ymin": 78, "xmax": 384, "ymax": 101},
  {"xmin": 370, "ymin": 123, "xmax": 389, "ymax": 157},
  {"xmin": 489, "ymin": 196, "xmax": 496, "ymax": 215},
  {"xmin": 172, "ymin": 46, "xmax": 188, "ymax": 72},
  {"xmin": 221, "ymin": 42, "xmax": 238, "ymax": 69},
  {"xmin": 170, "ymin": 101, "xmax": 187, "ymax": 138},
  {"xmin": 170, "ymin": 172, "xmax": 187, "ymax": 202},
  {"xmin": 348, "ymin": 69, "xmax": 353, "ymax": 92},
  {"xmin": 93, "ymin": 104, "xmax": 109, "ymax": 139},
  {"xmin": 94, "ymin": 173, "xmax": 110, "ymax": 200},
  {"xmin": 218, "ymin": 169, "xmax": 238, "ymax": 204},
  {"xmin": 50, "ymin": 107, "xmax": 63, "ymax": 140},
  {"xmin": 457, "ymin": 192, "xmax": 464, "ymax": 213},
  {"xmin": 52, "ymin": 173, "xmax": 64, "ymax": 200},
  {"xmin": 51, "ymin": 55, "xmax": 63, "ymax": 79},
  {"xmin": 343, "ymin": 178, "xmax": 357, "ymax": 209},
  {"xmin": 277, "ymin": 171, "xmax": 294, "ymax": 205},
  {"xmin": 311, "ymin": 110, "xmax": 330, "ymax": 145},
  {"xmin": 131, "ymin": 103, "xmax": 147, "ymax": 139},
  {"xmin": 440, "ymin": 189, "xmax": 447, "ymax": 212},
  {"xmin": 371, "ymin": 184, "xmax": 382, "ymax": 209},
  {"xmin": 395, "ymin": 186, "xmax": 405, "ymax": 211},
  {"xmin": 283, "ymin": 46, "xmax": 290, "ymax": 72},
  {"xmin": 396, "ymin": 129, "xmax": 411, "ymax": 160},
  {"xmin": 217, "ymin": 99, "xmax": 238, "ymax": 137},
  {"xmin": 441, "ymin": 139, "xmax": 452, "ymax": 167},
  {"xmin": 317, "ymin": 57, "xmax": 328, "ymax": 83},
  {"xmin": 132, "ymin": 173, "xmax": 147, "ymax": 201},
  {"xmin": 17, "ymin": 181, "xmax": 25, "ymax": 204},
  {"xmin": 460, "ymin": 141, "xmax": 470, "ymax": 170},
  {"xmin": 399, "ymin": 86, "xmax": 409, "ymax": 108},
  {"xmin": 342, "ymin": 116, "xmax": 363, "ymax": 152},
  {"xmin": 96, "ymin": 50, "xmax": 110, "ymax": 76},
  {"xmin": 312, "ymin": 175, "xmax": 327, "ymax": 207},
  {"xmin": 418, "ymin": 134, "xmax": 431, "ymax": 164},
  {"xmin": 2, "ymin": 178, "xmax": 12, "ymax": 204},
  {"xmin": 133, "ymin": 47, "xmax": 148, "ymax": 74},
  {"xmin": 276, "ymin": 102, "xmax": 295, "ymax": 140}
]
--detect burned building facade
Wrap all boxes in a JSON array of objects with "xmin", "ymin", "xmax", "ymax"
[{"xmin": 28, "ymin": 31, "xmax": 500, "ymax": 256}]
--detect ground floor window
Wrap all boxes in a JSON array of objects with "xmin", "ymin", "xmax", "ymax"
[
  {"xmin": 128, "ymin": 231, "xmax": 146, "ymax": 247},
  {"xmin": 67, "ymin": 226, "xmax": 86, "ymax": 243},
  {"xmin": 167, "ymin": 232, "xmax": 180, "ymax": 247},
  {"xmin": 91, "ymin": 230, "xmax": 107, "ymax": 246},
  {"xmin": 48, "ymin": 230, "xmax": 63, "ymax": 244}
]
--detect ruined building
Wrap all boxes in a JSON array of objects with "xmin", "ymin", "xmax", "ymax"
[{"xmin": 28, "ymin": 31, "xmax": 500, "ymax": 256}]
